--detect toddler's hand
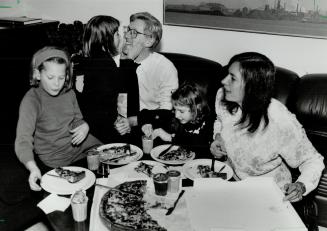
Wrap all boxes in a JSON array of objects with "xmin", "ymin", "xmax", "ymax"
[
  {"xmin": 153, "ymin": 128, "xmax": 172, "ymax": 142},
  {"xmin": 29, "ymin": 168, "xmax": 42, "ymax": 191},
  {"xmin": 70, "ymin": 122, "xmax": 89, "ymax": 145},
  {"xmin": 210, "ymin": 134, "xmax": 227, "ymax": 159},
  {"xmin": 141, "ymin": 124, "xmax": 153, "ymax": 138}
]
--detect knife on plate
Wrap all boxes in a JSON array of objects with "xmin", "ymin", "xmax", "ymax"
[
  {"xmin": 108, "ymin": 152, "xmax": 137, "ymax": 162},
  {"xmin": 158, "ymin": 144, "xmax": 174, "ymax": 158}
]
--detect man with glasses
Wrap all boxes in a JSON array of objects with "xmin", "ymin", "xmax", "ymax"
[{"xmin": 115, "ymin": 12, "xmax": 178, "ymax": 137}]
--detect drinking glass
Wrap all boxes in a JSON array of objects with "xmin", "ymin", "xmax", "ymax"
[
  {"xmin": 97, "ymin": 161, "xmax": 110, "ymax": 178},
  {"xmin": 153, "ymin": 173, "xmax": 168, "ymax": 196},
  {"xmin": 142, "ymin": 135, "xmax": 153, "ymax": 154}
]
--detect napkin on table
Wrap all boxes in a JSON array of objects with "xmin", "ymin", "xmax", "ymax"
[{"xmin": 37, "ymin": 193, "xmax": 70, "ymax": 214}]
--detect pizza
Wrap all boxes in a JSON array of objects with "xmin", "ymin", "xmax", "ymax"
[
  {"xmin": 100, "ymin": 180, "xmax": 167, "ymax": 231},
  {"xmin": 54, "ymin": 167, "xmax": 85, "ymax": 183},
  {"xmin": 158, "ymin": 147, "xmax": 194, "ymax": 161},
  {"xmin": 197, "ymin": 165, "xmax": 227, "ymax": 179},
  {"xmin": 99, "ymin": 144, "xmax": 133, "ymax": 160},
  {"xmin": 134, "ymin": 162, "xmax": 155, "ymax": 177},
  {"xmin": 116, "ymin": 180, "xmax": 147, "ymax": 197}
]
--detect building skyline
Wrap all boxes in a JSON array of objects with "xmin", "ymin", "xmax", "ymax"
[{"xmin": 166, "ymin": 0, "xmax": 327, "ymax": 13}]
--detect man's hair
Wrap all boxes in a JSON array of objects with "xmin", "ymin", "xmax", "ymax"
[
  {"xmin": 130, "ymin": 12, "xmax": 162, "ymax": 48},
  {"xmin": 30, "ymin": 46, "xmax": 73, "ymax": 91},
  {"xmin": 223, "ymin": 52, "xmax": 275, "ymax": 133},
  {"xmin": 172, "ymin": 81, "xmax": 210, "ymax": 125},
  {"xmin": 83, "ymin": 15, "xmax": 120, "ymax": 57}
]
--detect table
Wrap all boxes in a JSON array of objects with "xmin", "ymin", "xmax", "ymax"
[{"xmin": 45, "ymin": 153, "xmax": 306, "ymax": 231}]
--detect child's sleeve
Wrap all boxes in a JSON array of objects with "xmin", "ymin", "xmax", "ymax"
[{"xmin": 15, "ymin": 93, "xmax": 38, "ymax": 165}]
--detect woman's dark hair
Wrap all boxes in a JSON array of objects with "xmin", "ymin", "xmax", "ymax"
[
  {"xmin": 82, "ymin": 15, "xmax": 120, "ymax": 57},
  {"xmin": 172, "ymin": 81, "xmax": 210, "ymax": 125},
  {"xmin": 223, "ymin": 52, "xmax": 275, "ymax": 133}
]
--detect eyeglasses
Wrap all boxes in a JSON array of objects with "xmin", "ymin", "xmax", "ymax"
[{"xmin": 124, "ymin": 26, "xmax": 151, "ymax": 39}]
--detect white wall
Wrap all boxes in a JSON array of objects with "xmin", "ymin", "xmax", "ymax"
[{"xmin": 7, "ymin": 0, "xmax": 327, "ymax": 76}]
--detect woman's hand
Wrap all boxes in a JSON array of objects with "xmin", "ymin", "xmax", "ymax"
[
  {"xmin": 141, "ymin": 124, "xmax": 153, "ymax": 137},
  {"xmin": 283, "ymin": 182, "xmax": 306, "ymax": 202},
  {"xmin": 115, "ymin": 116, "xmax": 131, "ymax": 135},
  {"xmin": 152, "ymin": 128, "xmax": 172, "ymax": 142},
  {"xmin": 70, "ymin": 122, "xmax": 89, "ymax": 145},
  {"xmin": 26, "ymin": 161, "xmax": 42, "ymax": 191},
  {"xmin": 210, "ymin": 133, "xmax": 227, "ymax": 159}
]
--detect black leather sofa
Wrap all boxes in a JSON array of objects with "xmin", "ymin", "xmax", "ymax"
[{"xmin": 0, "ymin": 39, "xmax": 326, "ymax": 229}]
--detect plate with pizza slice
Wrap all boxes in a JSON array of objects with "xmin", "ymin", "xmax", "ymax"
[
  {"xmin": 122, "ymin": 160, "xmax": 168, "ymax": 179},
  {"xmin": 182, "ymin": 159, "xmax": 234, "ymax": 181},
  {"xmin": 41, "ymin": 166, "xmax": 96, "ymax": 195},
  {"xmin": 96, "ymin": 143, "xmax": 143, "ymax": 165},
  {"xmin": 150, "ymin": 145, "xmax": 195, "ymax": 165}
]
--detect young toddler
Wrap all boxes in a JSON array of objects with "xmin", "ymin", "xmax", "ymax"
[{"xmin": 141, "ymin": 81, "xmax": 214, "ymax": 156}]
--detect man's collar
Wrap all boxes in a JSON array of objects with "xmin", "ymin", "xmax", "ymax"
[{"xmin": 134, "ymin": 51, "xmax": 152, "ymax": 64}]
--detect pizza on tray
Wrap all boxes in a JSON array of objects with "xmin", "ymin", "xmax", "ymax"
[
  {"xmin": 158, "ymin": 147, "xmax": 194, "ymax": 161},
  {"xmin": 99, "ymin": 180, "xmax": 167, "ymax": 231}
]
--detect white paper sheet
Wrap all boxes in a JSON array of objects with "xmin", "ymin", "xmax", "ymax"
[
  {"xmin": 37, "ymin": 193, "xmax": 70, "ymax": 214},
  {"xmin": 186, "ymin": 177, "xmax": 307, "ymax": 231}
]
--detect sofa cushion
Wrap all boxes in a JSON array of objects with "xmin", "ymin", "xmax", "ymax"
[
  {"xmin": 161, "ymin": 52, "xmax": 223, "ymax": 111},
  {"xmin": 274, "ymin": 67, "xmax": 300, "ymax": 108},
  {"xmin": 293, "ymin": 74, "xmax": 327, "ymax": 158}
]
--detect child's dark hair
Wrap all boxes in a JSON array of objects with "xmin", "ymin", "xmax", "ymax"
[
  {"xmin": 30, "ymin": 46, "xmax": 73, "ymax": 91},
  {"xmin": 171, "ymin": 81, "xmax": 210, "ymax": 124},
  {"xmin": 83, "ymin": 15, "xmax": 120, "ymax": 57}
]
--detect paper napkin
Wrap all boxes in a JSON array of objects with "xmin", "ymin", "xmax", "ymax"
[{"xmin": 37, "ymin": 193, "xmax": 70, "ymax": 214}]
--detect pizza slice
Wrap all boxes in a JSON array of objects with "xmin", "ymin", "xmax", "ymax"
[
  {"xmin": 158, "ymin": 147, "xmax": 193, "ymax": 161},
  {"xmin": 134, "ymin": 162, "xmax": 155, "ymax": 177},
  {"xmin": 115, "ymin": 180, "xmax": 147, "ymax": 197},
  {"xmin": 197, "ymin": 165, "xmax": 227, "ymax": 179},
  {"xmin": 54, "ymin": 167, "xmax": 85, "ymax": 183},
  {"xmin": 140, "ymin": 213, "xmax": 167, "ymax": 231}
]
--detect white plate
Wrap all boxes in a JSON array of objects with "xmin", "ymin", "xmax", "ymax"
[
  {"xmin": 182, "ymin": 159, "xmax": 233, "ymax": 180},
  {"xmin": 96, "ymin": 143, "xmax": 143, "ymax": 165},
  {"xmin": 41, "ymin": 166, "xmax": 96, "ymax": 195},
  {"xmin": 123, "ymin": 160, "xmax": 168, "ymax": 179},
  {"xmin": 150, "ymin": 144, "xmax": 195, "ymax": 165}
]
